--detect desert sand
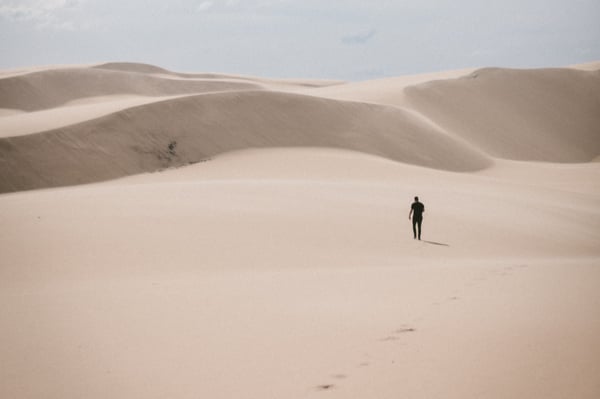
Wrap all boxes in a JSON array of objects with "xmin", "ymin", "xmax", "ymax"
[{"xmin": 1, "ymin": 62, "xmax": 599, "ymax": 398}]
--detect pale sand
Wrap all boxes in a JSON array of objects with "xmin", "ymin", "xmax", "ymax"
[
  {"xmin": 1, "ymin": 62, "xmax": 599, "ymax": 398},
  {"xmin": 300, "ymin": 67, "xmax": 476, "ymax": 108},
  {"xmin": 0, "ymin": 95, "xmax": 191, "ymax": 138}
]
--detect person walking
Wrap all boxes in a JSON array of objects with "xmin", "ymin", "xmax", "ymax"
[{"xmin": 409, "ymin": 196, "xmax": 425, "ymax": 240}]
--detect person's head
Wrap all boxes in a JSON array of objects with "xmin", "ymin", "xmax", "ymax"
[{"xmin": 414, "ymin": 196, "xmax": 419, "ymax": 202}]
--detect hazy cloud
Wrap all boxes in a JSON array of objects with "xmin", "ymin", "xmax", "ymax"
[
  {"xmin": 341, "ymin": 29, "xmax": 377, "ymax": 45},
  {"xmin": 0, "ymin": 0, "xmax": 598, "ymax": 80},
  {"xmin": 196, "ymin": 1, "xmax": 213, "ymax": 12},
  {"xmin": 0, "ymin": 0, "xmax": 86, "ymax": 29}
]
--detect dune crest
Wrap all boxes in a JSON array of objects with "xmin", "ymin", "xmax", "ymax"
[
  {"xmin": 0, "ymin": 90, "xmax": 492, "ymax": 193},
  {"xmin": 1, "ymin": 62, "xmax": 599, "ymax": 193},
  {"xmin": 93, "ymin": 62, "xmax": 181, "ymax": 75},
  {"xmin": 405, "ymin": 67, "xmax": 600, "ymax": 162},
  {"xmin": 0, "ymin": 67, "xmax": 263, "ymax": 112},
  {"xmin": 93, "ymin": 62, "xmax": 345, "ymax": 89}
]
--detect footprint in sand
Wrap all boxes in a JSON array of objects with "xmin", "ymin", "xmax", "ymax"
[
  {"xmin": 379, "ymin": 335, "xmax": 400, "ymax": 342},
  {"xmin": 315, "ymin": 374, "xmax": 347, "ymax": 392},
  {"xmin": 394, "ymin": 327, "xmax": 416, "ymax": 333},
  {"xmin": 379, "ymin": 327, "xmax": 416, "ymax": 341},
  {"xmin": 316, "ymin": 384, "xmax": 335, "ymax": 391}
]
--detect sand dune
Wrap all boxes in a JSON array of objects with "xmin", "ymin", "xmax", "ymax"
[
  {"xmin": 570, "ymin": 61, "xmax": 600, "ymax": 71},
  {"xmin": 93, "ymin": 62, "xmax": 187, "ymax": 76},
  {"xmin": 2, "ymin": 146, "xmax": 599, "ymax": 279},
  {"xmin": 94, "ymin": 62, "xmax": 344, "ymax": 88},
  {"xmin": 0, "ymin": 94, "xmax": 190, "ymax": 138},
  {"xmin": 303, "ymin": 67, "xmax": 475, "ymax": 108},
  {"xmin": 405, "ymin": 67, "xmax": 600, "ymax": 162},
  {"xmin": 1, "ymin": 147, "xmax": 599, "ymax": 399},
  {"xmin": 1, "ymin": 62, "xmax": 600, "ymax": 399},
  {"xmin": 111, "ymin": 147, "xmax": 600, "ymax": 260},
  {"xmin": 2, "ymin": 63, "xmax": 598, "ymax": 192},
  {"xmin": 0, "ymin": 90, "xmax": 492, "ymax": 192},
  {"xmin": 0, "ymin": 62, "xmax": 343, "ymax": 151},
  {"xmin": 0, "ymin": 67, "xmax": 265, "ymax": 112},
  {"xmin": 308, "ymin": 67, "xmax": 600, "ymax": 162}
]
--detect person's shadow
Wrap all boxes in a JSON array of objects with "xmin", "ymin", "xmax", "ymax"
[{"xmin": 422, "ymin": 240, "xmax": 450, "ymax": 247}]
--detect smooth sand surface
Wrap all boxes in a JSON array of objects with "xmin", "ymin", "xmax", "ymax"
[
  {"xmin": 1, "ymin": 62, "xmax": 599, "ymax": 398},
  {"xmin": 0, "ymin": 95, "xmax": 192, "ymax": 138},
  {"xmin": 301, "ymin": 67, "xmax": 476, "ymax": 108}
]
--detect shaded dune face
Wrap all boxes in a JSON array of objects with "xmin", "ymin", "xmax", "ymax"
[
  {"xmin": 405, "ymin": 68, "xmax": 600, "ymax": 162},
  {"xmin": 0, "ymin": 91, "xmax": 491, "ymax": 193}
]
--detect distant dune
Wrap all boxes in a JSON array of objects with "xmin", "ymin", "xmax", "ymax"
[
  {"xmin": 0, "ymin": 67, "xmax": 262, "ymax": 112},
  {"xmin": 405, "ymin": 67, "xmax": 600, "ymax": 162},
  {"xmin": 93, "ymin": 62, "xmax": 344, "ymax": 87},
  {"xmin": 0, "ymin": 62, "xmax": 598, "ymax": 193}
]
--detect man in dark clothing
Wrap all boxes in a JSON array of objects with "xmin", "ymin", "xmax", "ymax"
[{"xmin": 409, "ymin": 196, "xmax": 425, "ymax": 240}]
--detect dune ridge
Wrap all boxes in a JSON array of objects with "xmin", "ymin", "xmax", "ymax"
[
  {"xmin": 93, "ymin": 62, "xmax": 344, "ymax": 88},
  {"xmin": 307, "ymin": 67, "xmax": 600, "ymax": 162},
  {"xmin": 405, "ymin": 67, "xmax": 600, "ymax": 162},
  {"xmin": 0, "ymin": 90, "xmax": 492, "ymax": 192},
  {"xmin": 1, "ymin": 63, "xmax": 599, "ymax": 193},
  {"xmin": 0, "ymin": 67, "xmax": 264, "ymax": 112},
  {"xmin": 0, "ymin": 94, "xmax": 194, "ymax": 138}
]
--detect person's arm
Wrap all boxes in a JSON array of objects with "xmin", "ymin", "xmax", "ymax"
[{"xmin": 409, "ymin": 207, "xmax": 413, "ymax": 220}]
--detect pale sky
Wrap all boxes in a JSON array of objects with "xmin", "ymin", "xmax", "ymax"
[{"xmin": 1, "ymin": 0, "xmax": 599, "ymax": 80}]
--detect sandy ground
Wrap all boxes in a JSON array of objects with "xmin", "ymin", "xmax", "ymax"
[{"xmin": 1, "ymin": 62, "xmax": 599, "ymax": 398}]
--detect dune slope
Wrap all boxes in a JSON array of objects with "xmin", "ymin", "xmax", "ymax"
[
  {"xmin": 1, "ymin": 61, "xmax": 600, "ymax": 399},
  {"xmin": 0, "ymin": 67, "xmax": 263, "ymax": 112},
  {"xmin": 93, "ymin": 62, "xmax": 344, "ymax": 88},
  {"xmin": 2, "ymin": 64, "xmax": 599, "ymax": 193},
  {"xmin": 1, "ymin": 148, "xmax": 599, "ymax": 399},
  {"xmin": 0, "ymin": 91, "xmax": 492, "ymax": 193},
  {"xmin": 405, "ymin": 67, "xmax": 600, "ymax": 162}
]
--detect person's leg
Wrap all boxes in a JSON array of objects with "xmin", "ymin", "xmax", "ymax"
[
  {"xmin": 412, "ymin": 219, "xmax": 417, "ymax": 239},
  {"xmin": 417, "ymin": 219, "xmax": 422, "ymax": 240}
]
